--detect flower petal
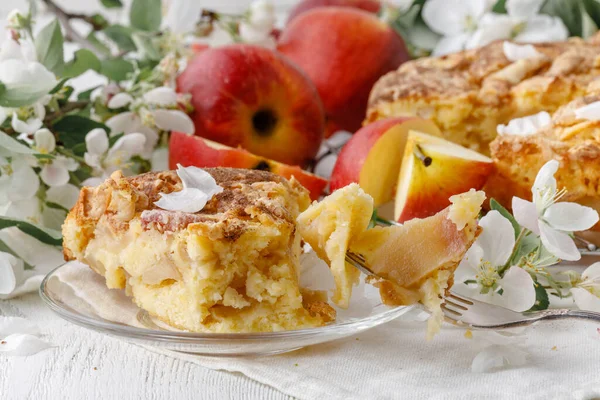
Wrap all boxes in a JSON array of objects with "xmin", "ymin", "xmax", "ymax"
[
  {"xmin": 494, "ymin": 266, "xmax": 536, "ymax": 312},
  {"xmin": 532, "ymin": 160, "xmax": 558, "ymax": 200},
  {"xmin": 107, "ymin": 92, "xmax": 134, "ymax": 109},
  {"xmin": 143, "ymin": 87, "xmax": 177, "ymax": 106},
  {"xmin": 40, "ymin": 162, "xmax": 70, "ymax": 187},
  {"xmin": 7, "ymin": 157, "xmax": 39, "ymax": 202},
  {"xmin": 85, "ymin": 128, "xmax": 109, "ymax": 155},
  {"xmin": 431, "ymin": 33, "xmax": 470, "ymax": 56},
  {"xmin": 502, "ymin": 41, "xmax": 542, "ymax": 62},
  {"xmin": 467, "ymin": 14, "xmax": 513, "ymax": 49},
  {"xmin": 46, "ymin": 183, "xmax": 80, "ymax": 209},
  {"xmin": 575, "ymin": 101, "xmax": 600, "ymax": 122},
  {"xmin": 506, "ymin": 0, "xmax": 543, "ymax": 19},
  {"xmin": 154, "ymin": 188, "xmax": 209, "ymax": 213},
  {"xmin": 0, "ymin": 333, "xmax": 52, "ymax": 356},
  {"xmin": 0, "ymin": 252, "xmax": 18, "ymax": 295},
  {"xmin": 176, "ymin": 164, "xmax": 223, "ymax": 197},
  {"xmin": 152, "ymin": 109, "xmax": 195, "ymax": 134},
  {"xmin": 571, "ymin": 288, "xmax": 600, "ymax": 313},
  {"xmin": 544, "ymin": 202, "xmax": 599, "ymax": 232},
  {"xmin": 476, "ymin": 211, "xmax": 516, "ymax": 267},
  {"xmin": 582, "ymin": 262, "xmax": 600, "ymax": 283},
  {"xmin": 34, "ymin": 128, "xmax": 55, "ymax": 153},
  {"xmin": 497, "ymin": 112, "xmax": 551, "ymax": 136},
  {"xmin": 423, "ymin": 0, "xmax": 481, "ymax": 36},
  {"xmin": 515, "ymin": 15, "xmax": 568, "ymax": 43},
  {"xmin": 0, "ymin": 227, "xmax": 63, "ymax": 272},
  {"xmin": 471, "ymin": 344, "xmax": 528, "ymax": 373},
  {"xmin": 106, "ymin": 132, "xmax": 146, "ymax": 164},
  {"xmin": 11, "ymin": 113, "xmax": 42, "ymax": 134},
  {"xmin": 512, "ymin": 197, "xmax": 540, "ymax": 234},
  {"xmin": 539, "ymin": 221, "xmax": 580, "ymax": 261},
  {"xmin": 0, "ymin": 317, "xmax": 40, "ymax": 337},
  {"xmin": 82, "ymin": 177, "xmax": 104, "ymax": 187},
  {"xmin": 106, "ymin": 112, "xmax": 139, "ymax": 135}
]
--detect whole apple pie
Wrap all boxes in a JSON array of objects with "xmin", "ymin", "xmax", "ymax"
[
  {"xmin": 62, "ymin": 167, "xmax": 334, "ymax": 333},
  {"xmin": 366, "ymin": 34, "xmax": 600, "ymax": 152}
]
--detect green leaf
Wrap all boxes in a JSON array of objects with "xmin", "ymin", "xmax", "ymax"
[
  {"xmin": 541, "ymin": 0, "xmax": 583, "ymax": 36},
  {"xmin": 62, "ymin": 49, "xmax": 101, "ymax": 79},
  {"xmin": 0, "ymin": 216, "xmax": 62, "ymax": 246},
  {"xmin": 0, "ymin": 130, "xmax": 37, "ymax": 154},
  {"xmin": 100, "ymin": 0, "xmax": 123, "ymax": 8},
  {"xmin": 131, "ymin": 32, "xmax": 161, "ymax": 61},
  {"xmin": 492, "ymin": 0, "xmax": 507, "ymax": 13},
  {"xmin": 583, "ymin": 0, "xmax": 600, "ymax": 28},
  {"xmin": 49, "ymin": 77, "xmax": 70, "ymax": 94},
  {"xmin": 77, "ymin": 85, "xmax": 101, "ymax": 101},
  {"xmin": 490, "ymin": 198, "xmax": 521, "ymax": 238},
  {"xmin": 45, "ymin": 201, "xmax": 70, "ymax": 213},
  {"xmin": 100, "ymin": 58, "xmax": 134, "ymax": 81},
  {"xmin": 52, "ymin": 115, "xmax": 109, "ymax": 148},
  {"xmin": 35, "ymin": 19, "xmax": 65, "ymax": 74},
  {"xmin": 86, "ymin": 32, "xmax": 112, "ymax": 56},
  {"xmin": 130, "ymin": 0, "xmax": 162, "ymax": 32},
  {"xmin": 103, "ymin": 24, "xmax": 137, "ymax": 52},
  {"xmin": 528, "ymin": 280, "xmax": 550, "ymax": 311}
]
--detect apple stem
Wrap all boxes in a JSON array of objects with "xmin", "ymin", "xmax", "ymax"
[{"xmin": 413, "ymin": 145, "xmax": 432, "ymax": 167}]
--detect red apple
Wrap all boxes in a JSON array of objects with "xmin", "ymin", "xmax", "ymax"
[
  {"xmin": 330, "ymin": 117, "xmax": 441, "ymax": 206},
  {"xmin": 277, "ymin": 8, "xmax": 409, "ymax": 136},
  {"xmin": 395, "ymin": 131, "xmax": 493, "ymax": 222},
  {"xmin": 177, "ymin": 44, "xmax": 325, "ymax": 167},
  {"xmin": 169, "ymin": 131, "xmax": 327, "ymax": 200},
  {"xmin": 287, "ymin": 0, "xmax": 381, "ymax": 22}
]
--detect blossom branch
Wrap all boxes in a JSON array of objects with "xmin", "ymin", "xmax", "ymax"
[{"xmin": 40, "ymin": 0, "xmax": 98, "ymax": 52}]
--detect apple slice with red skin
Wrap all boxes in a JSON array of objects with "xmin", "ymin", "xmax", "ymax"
[
  {"xmin": 395, "ymin": 130, "xmax": 493, "ymax": 223},
  {"xmin": 169, "ymin": 131, "xmax": 327, "ymax": 200},
  {"xmin": 330, "ymin": 117, "xmax": 441, "ymax": 207}
]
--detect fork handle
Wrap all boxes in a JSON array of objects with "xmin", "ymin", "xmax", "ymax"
[{"xmin": 531, "ymin": 309, "xmax": 600, "ymax": 323}]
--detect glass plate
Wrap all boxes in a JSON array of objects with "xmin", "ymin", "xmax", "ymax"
[{"xmin": 40, "ymin": 264, "xmax": 414, "ymax": 357}]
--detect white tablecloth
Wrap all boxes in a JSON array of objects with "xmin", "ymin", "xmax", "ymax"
[{"xmin": 2, "ymin": 290, "xmax": 600, "ymax": 400}]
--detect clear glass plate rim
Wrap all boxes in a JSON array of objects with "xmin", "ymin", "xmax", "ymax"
[{"xmin": 40, "ymin": 265, "xmax": 413, "ymax": 343}]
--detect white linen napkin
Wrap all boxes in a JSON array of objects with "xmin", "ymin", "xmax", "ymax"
[{"xmin": 51, "ymin": 261, "xmax": 600, "ymax": 400}]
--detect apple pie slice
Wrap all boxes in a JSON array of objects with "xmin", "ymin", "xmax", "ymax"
[
  {"xmin": 487, "ymin": 79, "xmax": 600, "ymax": 237},
  {"xmin": 298, "ymin": 185, "xmax": 484, "ymax": 338},
  {"xmin": 62, "ymin": 167, "xmax": 335, "ymax": 333}
]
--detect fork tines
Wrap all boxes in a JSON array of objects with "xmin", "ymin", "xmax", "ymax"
[{"xmin": 441, "ymin": 292, "xmax": 474, "ymax": 317}]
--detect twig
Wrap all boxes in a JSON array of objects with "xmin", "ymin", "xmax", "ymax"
[
  {"xmin": 40, "ymin": 0, "xmax": 98, "ymax": 52},
  {"xmin": 45, "ymin": 101, "xmax": 90, "ymax": 124}
]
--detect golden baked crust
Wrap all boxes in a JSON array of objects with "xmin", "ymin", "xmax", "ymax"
[
  {"xmin": 487, "ymin": 87, "xmax": 600, "ymax": 231},
  {"xmin": 62, "ymin": 167, "xmax": 334, "ymax": 332},
  {"xmin": 367, "ymin": 35, "xmax": 600, "ymax": 152}
]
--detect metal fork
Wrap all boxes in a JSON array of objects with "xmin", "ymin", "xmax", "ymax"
[{"xmin": 442, "ymin": 291, "xmax": 600, "ymax": 329}]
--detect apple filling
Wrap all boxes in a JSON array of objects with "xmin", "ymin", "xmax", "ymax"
[{"xmin": 298, "ymin": 184, "xmax": 484, "ymax": 338}]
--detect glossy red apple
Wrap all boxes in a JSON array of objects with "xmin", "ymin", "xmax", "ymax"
[
  {"xmin": 277, "ymin": 8, "xmax": 409, "ymax": 136},
  {"xmin": 169, "ymin": 131, "xmax": 327, "ymax": 200},
  {"xmin": 177, "ymin": 44, "xmax": 325, "ymax": 167},
  {"xmin": 287, "ymin": 0, "xmax": 381, "ymax": 22}
]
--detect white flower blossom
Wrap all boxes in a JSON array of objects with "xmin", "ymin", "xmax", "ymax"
[
  {"xmin": 512, "ymin": 160, "xmax": 599, "ymax": 261},
  {"xmin": 0, "ymin": 56, "xmax": 56, "ymax": 106},
  {"xmin": 423, "ymin": 0, "xmax": 568, "ymax": 56},
  {"xmin": 83, "ymin": 128, "xmax": 146, "ymax": 186},
  {"xmin": 154, "ymin": 164, "xmax": 223, "ymax": 213},
  {"xmin": 571, "ymin": 263, "xmax": 600, "ymax": 313},
  {"xmin": 40, "ymin": 155, "xmax": 78, "ymax": 187},
  {"xmin": 422, "ymin": 0, "xmax": 494, "ymax": 56},
  {"xmin": 454, "ymin": 211, "xmax": 536, "ymax": 312},
  {"xmin": 496, "ymin": 111, "xmax": 551, "ymax": 136},
  {"xmin": 469, "ymin": 0, "xmax": 568, "ymax": 50},
  {"xmin": 239, "ymin": 0, "xmax": 276, "ymax": 48},
  {"xmin": 10, "ymin": 101, "xmax": 45, "ymax": 134},
  {"xmin": 106, "ymin": 87, "xmax": 194, "ymax": 158},
  {"xmin": 0, "ymin": 155, "xmax": 39, "ymax": 206}
]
